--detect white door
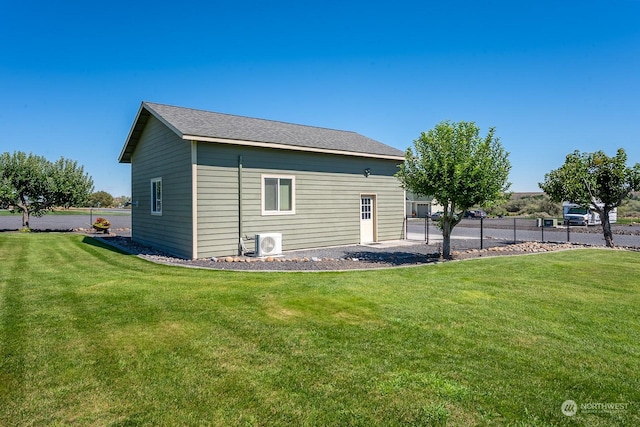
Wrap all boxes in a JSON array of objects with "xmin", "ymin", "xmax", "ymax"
[{"xmin": 360, "ymin": 196, "xmax": 375, "ymax": 243}]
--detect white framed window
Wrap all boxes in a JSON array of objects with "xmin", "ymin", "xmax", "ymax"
[
  {"xmin": 261, "ymin": 174, "xmax": 295, "ymax": 215},
  {"xmin": 151, "ymin": 177, "xmax": 162, "ymax": 215}
]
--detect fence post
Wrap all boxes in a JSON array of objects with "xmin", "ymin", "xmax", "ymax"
[
  {"xmin": 567, "ymin": 222, "xmax": 570, "ymax": 242},
  {"xmin": 480, "ymin": 217, "xmax": 484, "ymax": 249},
  {"xmin": 425, "ymin": 216, "xmax": 429, "ymax": 244},
  {"xmin": 513, "ymin": 217, "xmax": 517, "ymax": 243},
  {"xmin": 541, "ymin": 221, "xmax": 544, "ymax": 242},
  {"xmin": 403, "ymin": 217, "xmax": 407, "ymax": 240}
]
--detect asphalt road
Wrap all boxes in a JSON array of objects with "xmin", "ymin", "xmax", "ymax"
[
  {"xmin": 0, "ymin": 210, "xmax": 132, "ymax": 234},
  {"xmin": 406, "ymin": 218, "xmax": 640, "ymax": 248}
]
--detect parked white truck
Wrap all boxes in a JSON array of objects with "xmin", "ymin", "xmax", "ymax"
[{"xmin": 563, "ymin": 202, "xmax": 617, "ymax": 226}]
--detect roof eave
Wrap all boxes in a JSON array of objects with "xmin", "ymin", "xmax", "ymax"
[{"xmin": 182, "ymin": 134, "xmax": 405, "ymax": 161}]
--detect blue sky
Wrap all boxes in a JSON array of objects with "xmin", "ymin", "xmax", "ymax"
[{"xmin": 2, "ymin": 0, "xmax": 639, "ymax": 197}]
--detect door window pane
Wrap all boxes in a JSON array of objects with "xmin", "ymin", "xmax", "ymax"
[{"xmin": 361, "ymin": 197, "xmax": 372, "ymax": 220}]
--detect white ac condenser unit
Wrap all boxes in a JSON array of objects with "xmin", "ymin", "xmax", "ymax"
[{"xmin": 255, "ymin": 233, "xmax": 283, "ymax": 257}]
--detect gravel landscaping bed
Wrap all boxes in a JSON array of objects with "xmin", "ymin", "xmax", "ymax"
[{"xmin": 94, "ymin": 235, "xmax": 621, "ymax": 271}]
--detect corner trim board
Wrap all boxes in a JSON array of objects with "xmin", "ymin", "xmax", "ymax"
[{"xmin": 191, "ymin": 141, "xmax": 198, "ymax": 259}]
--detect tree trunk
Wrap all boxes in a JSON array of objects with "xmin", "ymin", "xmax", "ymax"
[
  {"xmin": 442, "ymin": 218, "xmax": 452, "ymax": 259},
  {"xmin": 601, "ymin": 210, "xmax": 614, "ymax": 248},
  {"xmin": 17, "ymin": 199, "xmax": 30, "ymax": 228}
]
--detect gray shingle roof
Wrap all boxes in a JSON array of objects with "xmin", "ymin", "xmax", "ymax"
[{"xmin": 119, "ymin": 102, "xmax": 405, "ymax": 163}]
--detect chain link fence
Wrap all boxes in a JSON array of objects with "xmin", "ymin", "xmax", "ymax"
[
  {"xmin": 407, "ymin": 217, "xmax": 640, "ymax": 250},
  {"xmin": 0, "ymin": 209, "xmax": 132, "ymax": 235}
]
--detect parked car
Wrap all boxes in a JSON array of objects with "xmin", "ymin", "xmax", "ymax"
[
  {"xmin": 473, "ymin": 209, "xmax": 487, "ymax": 219},
  {"xmin": 430, "ymin": 211, "xmax": 443, "ymax": 221},
  {"xmin": 464, "ymin": 209, "xmax": 487, "ymax": 219}
]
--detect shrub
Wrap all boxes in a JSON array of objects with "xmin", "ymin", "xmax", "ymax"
[
  {"xmin": 619, "ymin": 197, "xmax": 640, "ymax": 218},
  {"xmin": 92, "ymin": 217, "xmax": 111, "ymax": 233}
]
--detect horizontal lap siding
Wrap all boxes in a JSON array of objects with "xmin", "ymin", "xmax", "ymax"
[
  {"xmin": 196, "ymin": 144, "xmax": 404, "ymax": 257},
  {"xmin": 131, "ymin": 116, "xmax": 193, "ymax": 258},
  {"xmin": 196, "ymin": 146, "xmax": 238, "ymax": 256}
]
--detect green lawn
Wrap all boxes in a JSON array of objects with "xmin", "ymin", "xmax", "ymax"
[{"xmin": 1, "ymin": 234, "xmax": 638, "ymax": 426}]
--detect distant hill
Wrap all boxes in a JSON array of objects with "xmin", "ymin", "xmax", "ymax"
[
  {"xmin": 510, "ymin": 191, "xmax": 640, "ymax": 199},
  {"xmin": 510, "ymin": 192, "xmax": 544, "ymax": 199}
]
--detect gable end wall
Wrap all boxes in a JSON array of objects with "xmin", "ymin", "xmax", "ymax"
[{"xmin": 130, "ymin": 116, "xmax": 193, "ymax": 258}]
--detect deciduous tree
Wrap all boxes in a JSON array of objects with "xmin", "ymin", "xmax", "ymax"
[
  {"xmin": 89, "ymin": 191, "xmax": 115, "ymax": 208},
  {"xmin": 396, "ymin": 121, "xmax": 511, "ymax": 258},
  {"xmin": 539, "ymin": 149, "xmax": 640, "ymax": 247},
  {"xmin": 0, "ymin": 151, "xmax": 94, "ymax": 228}
]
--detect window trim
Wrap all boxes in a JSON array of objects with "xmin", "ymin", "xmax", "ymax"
[
  {"xmin": 150, "ymin": 177, "xmax": 162, "ymax": 215},
  {"xmin": 261, "ymin": 174, "xmax": 296, "ymax": 216}
]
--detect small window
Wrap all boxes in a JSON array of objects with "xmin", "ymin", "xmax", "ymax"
[
  {"xmin": 151, "ymin": 178, "xmax": 162, "ymax": 215},
  {"xmin": 262, "ymin": 175, "xmax": 295, "ymax": 215},
  {"xmin": 361, "ymin": 197, "xmax": 372, "ymax": 220}
]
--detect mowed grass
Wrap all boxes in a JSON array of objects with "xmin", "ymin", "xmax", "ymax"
[{"xmin": 1, "ymin": 234, "xmax": 638, "ymax": 426}]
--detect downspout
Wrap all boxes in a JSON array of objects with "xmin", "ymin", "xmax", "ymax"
[{"xmin": 238, "ymin": 155, "xmax": 243, "ymax": 255}]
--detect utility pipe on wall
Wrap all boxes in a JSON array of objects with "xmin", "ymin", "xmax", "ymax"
[{"xmin": 238, "ymin": 155, "xmax": 243, "ymax": 255}]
